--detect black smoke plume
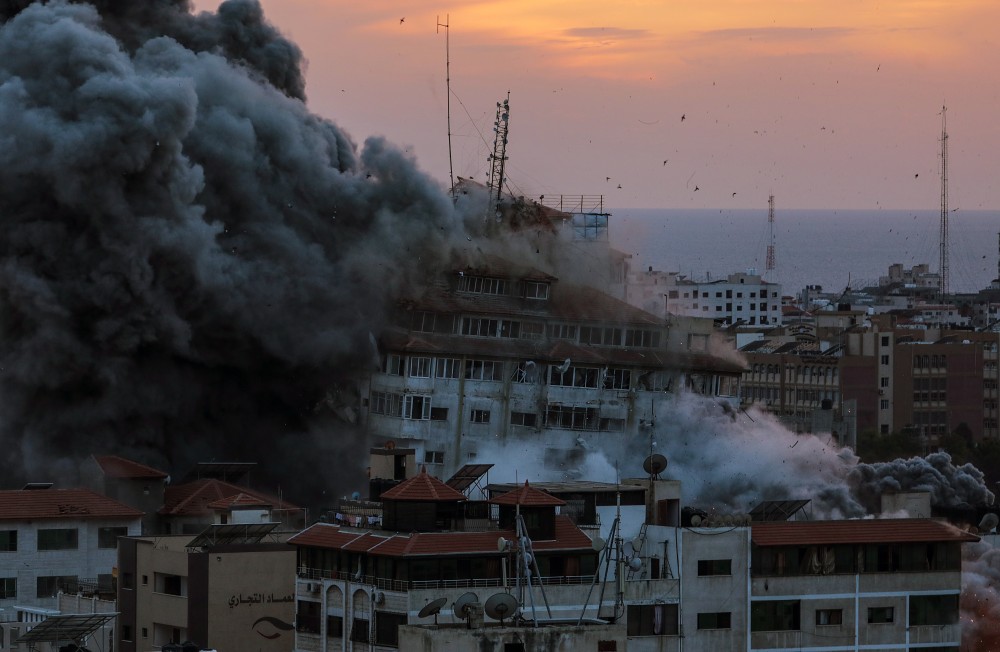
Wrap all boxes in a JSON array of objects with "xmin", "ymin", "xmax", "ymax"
[{"xmin": 0, "ymin": 0, "xmax": 461, "ymax": 499}]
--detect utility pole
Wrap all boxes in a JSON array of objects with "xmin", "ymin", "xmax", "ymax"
[{"xmin": 765, "ymin": 194, "xmax": 776, "ymax": 274}]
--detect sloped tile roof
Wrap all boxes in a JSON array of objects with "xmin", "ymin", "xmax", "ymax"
[
  {"xmin": 0, "ymin": 488, "xmax": 143, "ymax": 521},
  {"xmin": 751, "ymin": 518, "xmax": 979, "ymax": 547},
  {"xmin": 490, "ymin": 481, "xmax": 566, "ymax": 507},
  {"xmin": 160, "ymin": 479, "xmax": 300, "ymax": 516},
  {"xmin": 205, "ymin": 492, "xmax": 271, "ymax": 510},
  {"xmin": 379, "ymin": 469, "xmax": 467, "ymax": 503},
  {"xmin": 288, "ymin": 516, "xmax": 593, "ymax": 558},
  {"xmin": 93, "ymin": 455, "xmax": 168, "ymax": 479}
]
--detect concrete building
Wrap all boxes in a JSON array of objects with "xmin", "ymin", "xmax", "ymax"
[
  {"xmin": 627, "ymin": 269, "xmax": 783, "ymax": 328},
  {"xmin": 117, "ymin": 517, "xmax": 297, "ymax": 652},
  {"xmin": 366, "ymin": 255, "xmax": 744, "ymax": 480},
  {"xmin": 0, "ymin": 487, "xmax": 142, "ymax": 612},
  {"xmin": 81, "ymin": 454, "xmax": 170, "ymax": 536}
]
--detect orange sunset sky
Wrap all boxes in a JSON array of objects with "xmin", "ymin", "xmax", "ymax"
[{"xmin": 195, "ymin": 0, "xmax": 999, "ymax": 211}]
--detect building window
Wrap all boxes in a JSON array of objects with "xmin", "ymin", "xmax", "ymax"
[
  {"xmin": 579, "ymin": 326, "xmax": 622, "ymax": 347},
  {"xmin": 154, "ymin": 573, "xmax": 184, "ymax": 596},
  {"xmin": 384, "ymin": 354, "xmax": 404, "ymax": 376},
  {"xmin": 326, "ymin": 615, "xmax": 344, "ymax": 638},
  {"xmin": 402, "ymin": 395, "xmax": 431, "ymax": 420},
  {"xmin": 815, "ymin": 608, "xmax": 843, "ymax": 626},
  {"xmin": 547, "ymin": 323, "xmax": 577, "ymax": 340},
  {"xmin": 370, "ymin": 391, "xmax": 403, "ymax": 417},
  {"xmin": 880, "ymin": 377, "xmax": 889, "ymax": 388},
  {"xmin": 98, "ymin": 527, "xmax": 129, "ymax": 549},
  {"xmin": 545, "ymin": 405, "xmax": 599, "ymax": 431},
  {"xmin": 350, "ymin": 618, "xmax": 370, "ymax": 643},
  {"xmin": 880, "ymin": 354, "xmax": 890, "ymax": 365},
  {"xmin": 751, "ymin": 600, "xmax": 800, "ymax": 631},
  {"xmin": 909, "ymin": 595, "xmax": 958, "ymax": 626},
  {"xmin": 0, "ymin": 577, "xmax": 15, "ymax": 599},
  {"xmin": 0, "ymin": 530, "xmax": 16, "ymax": 552},
  {"xmin": 37, "ymin": 528, "xmax": 78, "ymax": 551},
  {"xmin": 142, "ymin": 628, "xmax": 148, "ymax": 639},
  {"xmin": 626, "ymin": 604, "xmax": 679, "ymax": 636},
  {"xmin": 408, "ymin": 357, "xmax": 432, "ymax": 378},
  {"xmin": 624, "ymin": 329, "xmax": 661, "ymax": 348},
  {"xmin": 457, "ymin": 275, "xmax": 508, "ymax": 295},
  {"xmin": 466, "ymin": 359, "xmax": 503, "ymax": 381},
  {"xmin": 511, "ymin": 411, "xmax": 537, "ymax": 428},
  {"xmin": 461, "ymin": 317, "xmax": 499, "ymax": 337},
  {"xmin": 36, "ymin": 576, "xmax": 78, "ymax": 598},
  {"xmin": 470, "ymin": 409, "xmax": 491, "ymax": 424},
  {"xmin": 374, "ymin": 612, "xmax": 407, "ymax": 647},
  {"xmin": 429, "ymin": 407, "xmax": 448, "ymax": 421},
  {"xmin": 122, "ymin": 626, "xmax": 132, "ymax": 641},
  {"xmin": 880, "ymin": 399, "xmax": 889, "ymax": 410},
  {"xmin": 423, "ymin": 451, "xmax": 444, "ymax": 465},
  {"xmin": 521, "ymin": 322, "xmax": 545, "ymax": 339},
  {"xmin": 696, "ymin": 612, "xmax": 731, "ymax": 629},
  {"xmin": 697, "ymin": 559, "xmax": 732, "ymax": 576},
  {"xmin": 604, "ymin": 368, "xmax": 631, "ymax": 390},
  {"xmin": 867, "ymin": 606, "xmax": 894, "ymax": 624},
  {"xmin": 435, "ymin": 358, "xmax": 462, "ymax": 379},
  {"xmin": 296, "ymin": 600, "xmax": 321, "ymax": 634},
  {"xmin": 550, "ymin": 365, "xmax": 599, "ymax": 388},
  {"xmin": 524, "ymin": 281, "xmax": 549, "ymax": 300}
]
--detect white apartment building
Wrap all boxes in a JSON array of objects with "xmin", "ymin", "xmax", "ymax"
[
  {"xmin": 663, "ymin": 272, "xmax": 783, "ymax": 327},
  {"xmin": 365, "ymin": 258, "xmax": 745, "ymax": 479},
  {"xmin": 0, "ymin": 487, "xmax": 142, "ymax": 612}
]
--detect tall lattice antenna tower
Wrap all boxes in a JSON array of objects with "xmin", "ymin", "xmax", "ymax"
[
  {"xmin": 939, "ymin": 105, "xmax": 949, "ymax": 298},
  {"xmin": 486, "ymin": 92, "xmax": 510, "ymax": 222},
  {"xmin": 436, "ymin": 15, "xmax": 454, "ymax": 198},
  {"xmin": 765, "ymin": 194, "xmax": 776, "ymax": 273}
]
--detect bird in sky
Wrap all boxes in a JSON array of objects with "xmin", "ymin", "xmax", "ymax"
[
  {"xmin": 400, "ymin": 17, "xmax": 405, "ymax": 24},
  {"xmin": 606, "ymin": 176, "xmax": 611, "ymax": 182},
  {"xmin": 680, "ymin": 114, "xmax": 686, "ymax": 122},
  {"xmin": 694, "ymin": 186, "xmax": 700, "ymax": 191},
  {"xmin": 617, "ymin": 184, "xmax": 622, "ymax": 189}
]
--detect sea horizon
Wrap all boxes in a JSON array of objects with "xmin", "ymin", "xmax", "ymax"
[{"xmin": 610, "ymin": 208, "xmax": 999, "ymax": 297}]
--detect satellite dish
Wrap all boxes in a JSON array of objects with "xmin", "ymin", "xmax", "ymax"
[
  {"xmin": 643, "ymin": 453, "xmax": 668, "ymax": 478},
  {"xmin": 592, "ymin": 536, "xmax": 606, "ymax": 552},
  {"xmin": 484, "ymin": 593, "xmax": 519, "ymax": 625},
  {"xmin": 628, "ymin": 557, "xmax": 643, "ymax": 572},
  {"xmin": 690, "ymin": 514, "xmax": 702, "ymax": 527},
  {"xmin": 418, "ymin": 597, "xmax": 448, "ymax": 624},
  {"xmin": 373, "ymin": 591, "xmax": 385, "ymax": 605},
  {"xmin": 979, "ymin": 513, "xmax": 999, "ymax": 533},
  {"xmin": 351, "ymin": 491, "xmax": 362, "ymax": 501},
  {"xmin": 453, "ymin": 592, "xmax": 479, "ymax": 620},
  {"xmin": 497, "ymin": 537, "xmax": 509, "ymax": 552},
  {"xmin": 623, "ymin": 540, "xmax": 634, "ymax": 557}
]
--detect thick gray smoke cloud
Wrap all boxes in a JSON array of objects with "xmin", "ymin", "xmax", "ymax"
[
  {"xmin": 487, "ymin": 391, "xmax": 994, "ymax": 519},
  {"xmin": 0, "ymin": 0, "xmax": 462, "ymax": 497}
]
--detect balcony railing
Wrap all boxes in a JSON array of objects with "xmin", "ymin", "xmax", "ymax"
[{"xmin": 297, "ymin": 568, "xmax": 595, "ymax": 592}]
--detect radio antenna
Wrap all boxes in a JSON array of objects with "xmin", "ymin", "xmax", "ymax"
[{"xmin": 437, "ymin": 15, "xmax": 455, "ymax": 198}]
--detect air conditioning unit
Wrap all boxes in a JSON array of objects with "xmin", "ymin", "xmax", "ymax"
[{"xmin": 305, "ymin": 582, "xmax": 319, "ymax": 592}]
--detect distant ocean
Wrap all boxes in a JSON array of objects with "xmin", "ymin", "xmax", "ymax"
[{"xmin": 610, "ymin": 209, "xmax": 1000, "ymax": 296}]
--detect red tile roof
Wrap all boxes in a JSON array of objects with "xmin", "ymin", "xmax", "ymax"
[
  {"xmin": 93, "ymin": 455, "xmax": 168, "ymax": 479},
  {"xmin": 379, "ymin": 469, "xmax": 467, "ymax": 503},
  {"xmin": 205, "ymin": 492, "xmax": 271, "ymax": 510},
  {"xmin": 289, "ymin": 515, "xmax": 593, "ymax": 558},
  {"xmin": 160, "ymin": 479, "xmax": 300, "ymax": 516},
  {"xmin": 751, "ymin": 518, "xmax": 979, "ymax": 547},
  {"xmin": 0, "ymin": 488, "xmax": 143, "ymax": 521},
  {"xmin": 491, "ymin": 481, "xmax": 566, "ymax": 507}
]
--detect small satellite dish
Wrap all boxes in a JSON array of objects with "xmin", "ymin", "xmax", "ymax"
[
  {"xmin": 418, "ymin": 597, "xmax": 448, "ymax": 624},
  {"xmin": 351, "ymin": 491, "xmax": 362, "ymax": 501},
  {"xmin": 643, "ymin": 453, "xmax": 668, "ymax": 478},
  {"xmin": 623, "ymin": 540, "xmax": 634, "ymax": 556},
  {"xmin": 453, "ymin": 592, "xmax": 479, "ymax": 620},
  {"xmin": 497, "ymin": 536, "xmax": 509, "ymax": 552},
  {"xmin": 628, "ymin": 557, "xmax": 643, "ymax": 572},
  {"xmin": 484, "ymin": 593, "xmax": 519, "ymax": 625},
  {"xmin": 592, "ymin": 536, "xmax": 606, "ymax": 552},
  {"xmin": 979, "ymin": 513, "xmax": 999, "ymax": 533},
  {"xmin": 373, "ymin": 591, "xmax": 385, "ymax": 605},
  {"xmin": 690, "ymin": 514, "xmax": 703, "ymax": 527}
]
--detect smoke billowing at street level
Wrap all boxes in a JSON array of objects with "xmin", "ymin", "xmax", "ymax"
[{"xmin": 0, "ymin": 0, "xmax": 465, "ymax": 498}]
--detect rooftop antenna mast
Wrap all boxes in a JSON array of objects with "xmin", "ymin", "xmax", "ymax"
[
  {"xmin": 939, "ymin": 104, "xmax": 949, "ymax": 298},
  {"xmin": 437, "ymin": 15, "xmax": 455, "ymax": 198},
  {"xmin": 486, "ymin": 92, "xmax": 511, "ymax": 223},
  {"xmin": 765, "ymin": 194, "xmax": 776, "ymax": 275}
]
